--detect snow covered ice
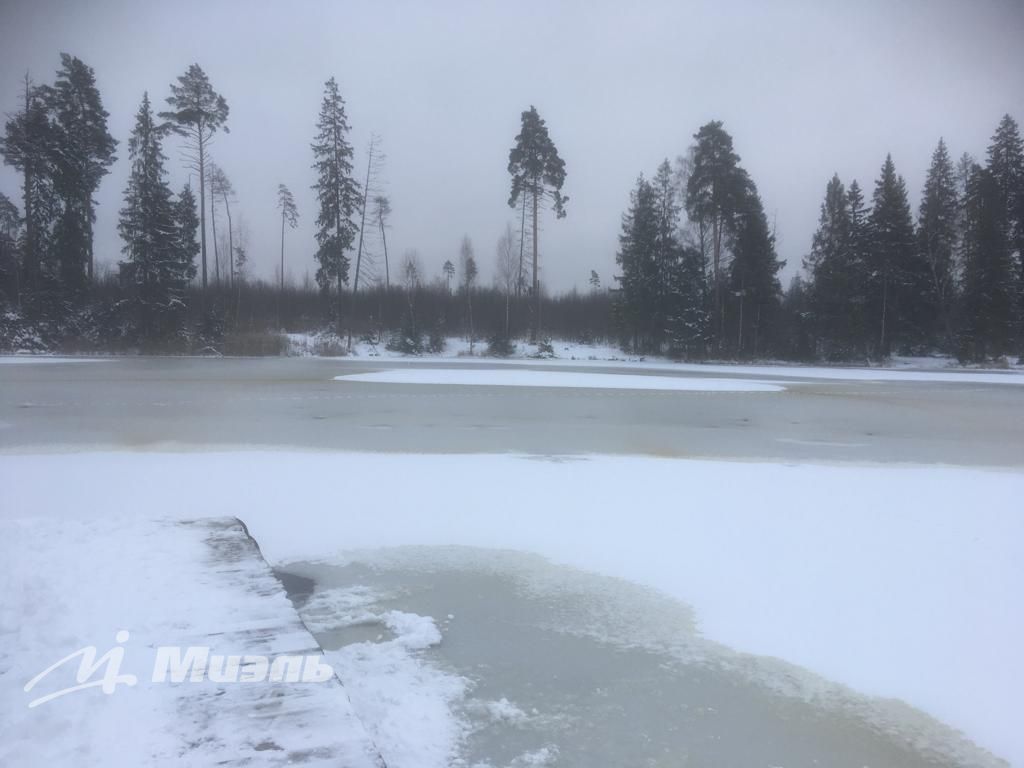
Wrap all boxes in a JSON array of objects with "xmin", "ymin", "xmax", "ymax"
[{"xmin": 3, "ymin": 447, "xmax": 1022, "ymax": 767}]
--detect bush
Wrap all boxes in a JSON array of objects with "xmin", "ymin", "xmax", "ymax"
[
  {"xmin": 532, "ymin": 338, "xmax": 555, "ymax": 359},
  {"xmin": 312, "ymin": 332, "xmax": 347, "ymax": 357},
  {"xmin": 427, "ymin": 320, "xmax": 446, "ymax": 354},
  {"xmin": 386, "ymin": 311, "xmax": 424, "ymax": 355},
  {"xmin": 0, "ymin": 311, "xmax": 48, "ymax": 352},
  {"xmin": 485, "ymin": 332, "xmax": 516, "ymax": 357}
]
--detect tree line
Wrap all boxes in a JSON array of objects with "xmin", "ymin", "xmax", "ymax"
[
  {"xmin": 1, "ymin": 53, "xmax": 1021, "ymax": 362},
  {"xmin": 614, "ymin": 117, "xmax": 1024, "ymax": 363}
]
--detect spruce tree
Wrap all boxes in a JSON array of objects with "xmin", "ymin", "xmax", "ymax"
[
  {"xmin": 960, "ymin": 164, "xmax": 1018, "ymax": 360},
  {"xmin": 845, "ymin": 180, "xmax": 872, "ymax": 355},
  {"xmin": 160, "ymin": 64, "xmax": 229, "ymax": 296},
  {"xmin": 507, "ymin": 105, "xmax": 567, "ymax": 339},
  {"xmin": 614, "ymin": 175, "xmax": 659, "ymax": 353},
  {"xmin": 118, "ymin": 94, "xmax": 193, "ymax": 343},
  {"xmin": 173, "ymin": 185, "xmax": 200, "ymax": 279},
  {"xmin": 727, "ymin": 181, "xmax": 782, "ymax": 357},
  {"xmin": 867, "ymin": 155, "xmax": 916, "ymax": 356},
  {"xmin": 917, "ymin": 138, "xmax": 959, "ymax": 349},
  {"xmin": 664, "ymin": 243, "xmax": 708, "ymax": 359},
  {"xmin": 651, "ymin": 159, "xmax": 680, "ymax": 348},
  {"xmin": 43, "ymin": 54, "xmax": 117, "ymax": 292},
  {"xmin": 805, "ymin": 174, "xmax": 852, "ymax": 357},
  {"xmin": 985, "ymin": 115, "xmax": 1024, "ymax": 327},
  {"xmin": 310, "ymin": 77, "xmax": 359, "ymax": 330}
]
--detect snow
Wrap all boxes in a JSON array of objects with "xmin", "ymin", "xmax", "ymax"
[
  {"xmin": 2, "ymin": 450, "xmax": 1021, "ymax": 766},
  {"xmin": 290, "ymin": 333, "xmax": 1024, "ymax": 386},
  {"xmin": 0, "ymin": 515, "xmax": 382, "ymax": 767},
  {"xmin": 304, "ymin": 586, "xmax": 468, "ymax": 768},
  {"xmin": 466, "ymin": 697, "xmax": 531, "ymax": 726},
  {"xmin": 334, "ymin": 368, "xmax": 788, "ymax": 392}
]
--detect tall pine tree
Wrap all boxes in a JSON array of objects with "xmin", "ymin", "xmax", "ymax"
[
  {"xmin": 160, "ymin": 64, "xmax": 229, "ymax": 297},
  {"xmin": 507, "ymin": 106, "xmax": 567, "ymax": 339},
  {"xmin": 685, "ymin": 121, "xmax": 748, "ymax": 348},
  {"xmin": 43, "ymin": 54, "xmax": 117, "ymax": 292},
  {"xmin": 1, "ymin": 75, "xmax": 59, "ymax": 308}
]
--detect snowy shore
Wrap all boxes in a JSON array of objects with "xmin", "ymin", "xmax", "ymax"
[
  {"xmin": 2, "ymin": 451, "xmax": 1021, "ymax": 767},
  {"xmin": 0, "ymin": 515, "xmax": 383, "ymax": 767}
]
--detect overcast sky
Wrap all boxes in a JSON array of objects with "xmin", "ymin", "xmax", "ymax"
[{"xmin": 1, "ymin": 0, "xmax": 1023, "ymax": 291}]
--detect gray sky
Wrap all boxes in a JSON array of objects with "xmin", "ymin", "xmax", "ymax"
[{"xmin": 1, "ymin": 0, "xmax": 1023, "ymax": 292}]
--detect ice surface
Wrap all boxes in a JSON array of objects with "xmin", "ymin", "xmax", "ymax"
[
  {"xmin": 0, "ymin": 356, "xmax": 108, "ymax": 364},
  {"xmin": 334, "ymin": 367, "xmax": 788, "ymax": 391}
]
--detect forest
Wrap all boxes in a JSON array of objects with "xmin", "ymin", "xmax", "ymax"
[{"xmin": 1, "ymin": 54, "xmax": 1022, "ymax": 363}]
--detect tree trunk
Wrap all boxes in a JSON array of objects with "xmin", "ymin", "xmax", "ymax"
[
  {"xmin": 197, "ymin": 128, "xmax": 207, "ymax": 295},
  {"xmin": 210, "ymin": 186, "xmax": 220, "ymax": 286},
  {"xmin": 349, "ymin": 139, "xmax": 375, "ymax": 351},
  {"xmin": 223, "ymin": 194, "xmax": 233, "ymax": 292},
  {"xmin": 21, "ymin": 80, "xmax": 35, "ymax": 296},
  {"xmin": 279, "ymin": 211, "xmax": 285, "ymax": 328},
  {"xmin": 879, "ymin": 274, "xmax": 889, "ymax": 357},
  {"xmin": 379, "ymin": 214, "xmax": 389, "ymax": 291},
  {"xmin": 517, "ymin": 194, "xmax": 527, "ymax": 299},
  {"xmin": 532, "ymin": 183, "xmax": 539, "ymax": 340},
  {"xmin": 712, "ymin": 214, "xmax": 722, "ymax": 350}
]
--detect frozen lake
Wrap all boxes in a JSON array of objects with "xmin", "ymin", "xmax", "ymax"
[
  {"xmin": 2, "ymin": 355, "xmax": 1021, "ymax": 766},
  {"xmin": 279, "ymin": 547, "xmax": 993, "ymax": 768},
  {"xmin": 2, "ymin": 355, "xmax": 1023, "ymax": 466}
]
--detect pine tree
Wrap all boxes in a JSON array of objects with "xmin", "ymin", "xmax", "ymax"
[
  {"xmin": 442, "ymin": 259, "xmax": 455, "ymax": 294},
  {"xmin": 960, "ymin": 164, "xmax": 1018, "ymax": 360},
  {"xmin": 0, "ymin": 192, "xmax": 20, "ymax": 307},
  {"xmin": 867, "ymin": 155, "xmax": 916, "ymax": 356},
  {"xmin": 118, "ymin": 93, "xmax": 192, "ymax": 343},
  {"xmin": 207, "ymin": 163, "xmax": 235, "ymax": 286},
  {"xmin": 460, "ymin": 236, "xmax": 478, "ymax": 351},
  {"xmin": 917, "ymin": 138, "xmax": 959, "ymax": 350},
  {"xmin": 507, "ymin": 105, "xmax": 567, "ymax": 339},
  {"xmin": 160, "ymin": 64, "xmax": 229, "ymax": 296},
  {"xmin": 685, "ymin": 121, "xmax": 748, "ymax": 348},
  {"xmin": 1, "ymin": 75, "xmax": 59, "ymax": 306},
  {"xmin": 42, "ymin": 54, "xmax": 117, "ymax": 292},
  {"xmin": 276, "ymin": 183, "xmax": 299, "ymax": 326},
  {"xmin": 310, "ymin": 77, "xmax": 359, "ymax": 329}
]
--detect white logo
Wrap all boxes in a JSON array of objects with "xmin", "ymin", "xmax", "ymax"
[
  {"xmin": 24, "ymin": 630, "xmax": 334, "ymax": 708},
  {"xmin": 24, "ymin": 630, "xmax": 137, "ymax": 708}
]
